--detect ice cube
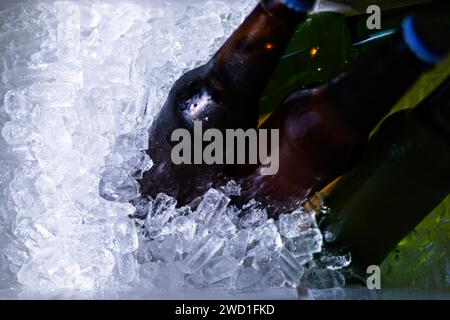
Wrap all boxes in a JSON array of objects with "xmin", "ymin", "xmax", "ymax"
[
  {"xmin": 239, "ymin": 200, "xmax": 268, "ymax": 230},
  {"xmin": 130, "ymin": 195, "xmax": 152, "ymax": 220},
  {"xmin": 0, "ymin": 252, "xmax": 16, "ymax": 288},
  {"xmin": 220, "ymin": 180, "xmax": 241, "ymax": 197},
  {"xmin": 285, "ymin": 228, "xmax": 323, "ymax": 257},
  {"xmin": 251, "ymin": 250, "xmax": 280, "ymax": 274},
  {"xmin": 0, "ymin": 226, "xmax": 30, "ymax": 266},
  {"xmin": 145, "ymin": 193, "xmax": 177, "ymax": 237},
  {"xmin": 135, "ymin": 239, "xmax": 153, "ymax": 264},
  {"xmin": 179, "ymin": 234, "xmax": 224, "ymax": 274},
  {"xmin": 113, "ymin": 218, "xmax": 139, "ymax": 254},
  {"xmin": 147, "ymin": 235, "xmax": 179, "ymax": 262},
  {"xmin": 14, "ymin": 218, "xmax": 56, "ymax": 253},
  {"xmin": 279, "ymin": 248, "xmax": 305, "ymax": 288},
  {"xmin": 1, "ymin": 121, "xmax": 33, "ymax": 146},
  {"xmin": 262, "ymin": 268, "xmax": 286, "ymax": 288},
  {"xmin": 99, "ymin": 167, "xmax": 140, "ymax": 203},
  {"xmin": 278, "ymin": 209, "xmax": 317, "ymax": 238},
  {"xmin": 152, "ymin": 263, "xmax": 185, "ymax": 290},
  {"xmin": 210, "ymin": 214, "xmax": 236, "ymax": 238},
  {"xmin": 231, "ymin": 267, "xmax": 261, "ymax": 290},
  {"xmin": 319, "ymin": 250, "xmax": 352, "ymax": 270},
  {"xmin": 201, "ymin": 255, "xmax": 238, "ymax": 284},
  {"xmin": 248, "ymin": 219, "xmax": 283, "ymax": 252},
  {"xmin": 193, "ymin": 188, "xmax": 230, "ymax": 225},
  {"xmin": 3, "ymin": 90, "xmax": 33, "ymax": 121},
  {"xmin": 166, "ymin": 216, "xmax": 197, "ymax": 252},
  {"xmin": 127, "ymin": 152, "xmax": 153, "ymax": 179},
  {"xmin": 113, "ymin": 252, "xmax": 138, "ymax": 284},
  {"xmin": 224, "ymin": 229, "xmax": 249, "ymax": 261},
  {"xmin": 115, "ymin": 131, "xmax": 150, "ymax": 154}
]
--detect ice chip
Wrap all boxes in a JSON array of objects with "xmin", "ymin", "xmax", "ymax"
[
  {"xmin": 220, "ymin": 180, "xmax": 241, "ymax": 197},
  {"xmin": 0, "ymin": 252, "xmax": 17, "ymax": 288},
  {"xmin": 248, "ymin": 219, "xmax": 283, "ymax": 252},
  {"xmin": 127, "ymin": 151, "xmax": 153, "ymax": 179},
  {"xmin": 262, "ymin": 267, "xmax": 286, "ymax": 288},
  {"xmin": 239, "ymin": 200, "xmax": 268, "ymax": 230},
  {"xmin": 14, "ymin": 218, "xmax": 56, "ymax": 253},
  {"xmin": 194, "ymin": 188, "xmax": 230, "ymax": 225},
  {"xmin": 145, "ymin": 193, "xmax": 177, "ymax": 237},
  {"xmin": 113, "ymin": 252, "xmax": 138, "ymax": 284},
  {"xmin": 224, "ymin": 229, "xmax": 249, "ymax": 261},
  {"xmin": 114, "ymin": 218, "xmax": 139, "ymax": 254},
  {"xmin": 280, "ymin": 248, "xmax": 305, "ymax": 288},
  {"xmin": 285, "ymin": 228, "xmax": 323, "ymax": 257},
  {"xmin": 4, "ymin": 90, "xmax": 33, "ymax": 121},
  {"xmin": 167, "ymin": 216, "xmax": 197, "ymax": 252},
  {"xmin": 99, "ymin": 167, "xmax": 140, "ymax": 203},
  {"xmin": 179, "ymin": 233, "xmax": 224, "ymax": 274},
  {"xmin": 319, "ymin": 250, "xmax": 352, "ymax": 270},
  {"xmin": 152, "ymin": 263, "xmax": 184, "ymax": 290},
  {"xmin": 0, "ymin": 226, "xmax": 31, "ymax": 266},
  {"xmin": 210, "ymin": 214, "xmax": 236, "ymax": 238},
  {"xmin": 278, "ymin": 209, "xmax": 317, "ymax": 238},
  {"xmin": 1, "ymin": 121, "xmax": 33, "ymax": 146},
  {"xmin": 115, "ymin": 131, "xmax": 150, "ymax": 154},
  {"xmin": 231, "ymin": 267, "xmax": 261, "ymax": 290},
  {"xmin": 130, "ymin": 195, "xmax": 152, "ymax": 220},
  {"xmin": 201, "ymin": 255, "xmax": 238, "ymax": 284}
]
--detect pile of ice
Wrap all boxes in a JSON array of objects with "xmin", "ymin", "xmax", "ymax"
[
  {"xmin": 127, "ymin": 184, "xmax": 350, "ymax": 294},
  {"xmin": 0, "ymin": 0, "xmax": 348, "ymax": 296}
]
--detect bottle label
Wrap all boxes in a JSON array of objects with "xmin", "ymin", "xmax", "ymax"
[
  {"xmin": 278, "ymin": 0, "xmax": 317, "ymax": 12},
  {"xmin": 402, "ymin": 16, "xmax": 447, "ymax": 65}
]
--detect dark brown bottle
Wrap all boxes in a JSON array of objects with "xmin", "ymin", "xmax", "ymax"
[
  {"xmin": 140, "ymin": 0, "xmax": 317, "ymax": 205},
  {"xmin": 238, "ymin": 14, "xmax": 450, "ymax": 218}
]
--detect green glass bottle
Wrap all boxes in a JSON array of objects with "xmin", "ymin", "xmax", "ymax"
[
  {"xmin": 320, "ymin": 77, "xmax": 450, "ymax": 274},
  {"xmin": 260, "ymin": 0, "xmax": 450, "ymax": 117}
]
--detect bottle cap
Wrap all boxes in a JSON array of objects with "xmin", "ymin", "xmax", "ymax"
[
  {"xmin": 402, "ymin": 15, "xmax": 450, "ymax": 65},
  {"xmin": 278, "ymin": 0, "xmax": 317, "ymax": 12}
]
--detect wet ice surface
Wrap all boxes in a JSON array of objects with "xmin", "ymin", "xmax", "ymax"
[{"xmin": 0, "ymin": 0, "xmax": 352, "ymax": 297}]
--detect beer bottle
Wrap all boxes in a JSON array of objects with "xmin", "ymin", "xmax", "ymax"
[
  {"xmin": 319, "ymin": 77, "xmax": 450, "ymax": 274},
  {"xmin": 140, "ymin": 0, "xmax": 317, "ymax": 205},
  {"xmin": 238, "ymin": 15, "xmax": 450, "ymax": 217}
]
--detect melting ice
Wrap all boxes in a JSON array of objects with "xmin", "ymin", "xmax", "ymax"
[{"xmin": 0, "ymin": 0, "xmax": 348, "ymax": 296}]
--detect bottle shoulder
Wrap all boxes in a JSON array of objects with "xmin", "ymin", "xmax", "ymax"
[{"xmin": 272, "ymin": 87, "xmax": 366, "ymax": 151}]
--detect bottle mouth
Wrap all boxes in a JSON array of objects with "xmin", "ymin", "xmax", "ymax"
[
  {"xmin": 278, "ymin": 0, "xmax": 317, "ymax": 12},
  {"xmin": 402, "ymin": 15, "xmax": 450, "ymax": 65}
]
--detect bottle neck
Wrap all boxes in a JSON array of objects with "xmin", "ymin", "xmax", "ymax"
[
  {"xmin": 325, "ymin": 30, "xmax": 436, "ymax": 137},
  {"xmin": 211, "ymin": 0, "xmax": 313, "ymax": 100}
]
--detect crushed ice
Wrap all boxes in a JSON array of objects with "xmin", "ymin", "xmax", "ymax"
[{"xmin": 0, "ymin": 0, "xmax": 348, "ymax": 296}]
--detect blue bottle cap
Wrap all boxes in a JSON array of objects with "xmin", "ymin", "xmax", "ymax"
[
  {"xmin": 402, "ymin": 15, "xmax": 449, "ymax": 65},
  {"xmin": 278, "ymin": 0, "xmax": 317, "ymax": 12}
]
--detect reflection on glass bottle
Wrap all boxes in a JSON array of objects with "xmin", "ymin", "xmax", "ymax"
[
  {"xmin": 319, "ymin": 77, "xmax": 450, "ymax": 275},
  {"xmin": 238, "ymin": 15, "xmax": 450, "ymax": 218}
]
